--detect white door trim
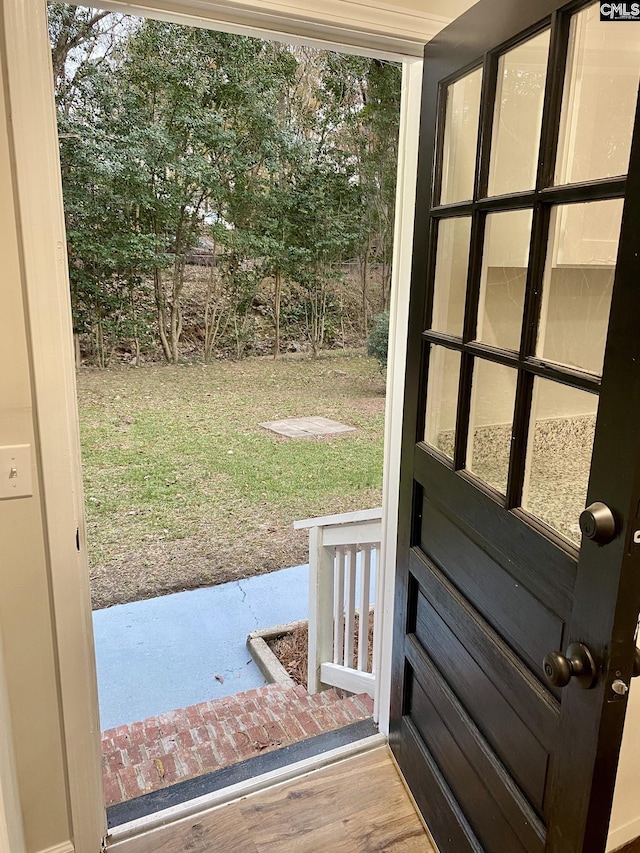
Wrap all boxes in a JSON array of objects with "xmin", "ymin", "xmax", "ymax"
[
  {"xmin": 0, "ymin": 630, "xmax": 25, "ymax": 853},
  {"xmin": 95, "ymin": 0, "xmax": 445, "ymax": 59},
  {"xmin": 376, "ymin": 57, "xmax": 422, "ymax": 736},
  {"xmin": 5, "ymin": 2, "xmax": 424, "ymax": 848},
  {"xmin": 3, "ymin": 1, "xmax": 106, "ymax": 850}
]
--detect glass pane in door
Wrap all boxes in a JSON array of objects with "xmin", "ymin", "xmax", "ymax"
[
  {"xmin": 523, "ymin": 378, "xmax": 598, "ymax": 544},
  {"xmin": 476, "ymin": 209, "xmax": 532, "ymax": 351},
  {"xmin": 424, "ymin": 346, "xmax": 461, "ymax": 459},
  {"xmin": 431, "ymin": 217, "xmax": 472, "ymax": 336},
  {"xmin": 488, "ymin": 30, "xmax": 550, "ymax": 196},
  {"xmin": 440, "ymin": 67, "xmax": 483, "ymax": 204},
  {"xmin": 467, "ymin": 360, "xmax": 517, "ymax": 494},
  {"xmin": 556, "ymin": 2, "xmax": 640, "ymax": 185},
  {"xmin": 537, "ymin": 199, "xmax": 623, "ymax": 375}
]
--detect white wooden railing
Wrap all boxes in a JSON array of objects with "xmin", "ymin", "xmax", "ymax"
[{"xmin": 294, "ymin": 508, "xmax": 382, "ymax": 697}]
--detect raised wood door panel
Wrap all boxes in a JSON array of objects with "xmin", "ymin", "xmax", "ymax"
[{"xmin": 391, "ymin": 2, "xmax": 640, "ymax": 852}]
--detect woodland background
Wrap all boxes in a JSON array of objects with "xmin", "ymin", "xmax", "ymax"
[{"xmin": 49, "ymin": 5, "xmax": 401, "ymax": 368}]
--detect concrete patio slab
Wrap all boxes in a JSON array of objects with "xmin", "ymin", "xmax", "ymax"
[
  {"xmin": 93, "ymin": 554, "xmax": 376, "ymax": 732},
  {"xmin": 93, "ymin": 564, "xmax": 309, "ymax": 730},
  {"xmin": 259, "ymin": 416, "xmax": 356, "ymax": 438}
]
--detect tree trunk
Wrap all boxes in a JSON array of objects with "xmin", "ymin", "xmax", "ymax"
[
  {"xmin": 361, "ymin": 256, "xmax": 368, "ymax": 338},
  {"xmin": 382, "ymin": 259, "xmax": 392, "ymax": 312},
  {"xmin": 360, "ymin": 240, "xmax": 371, "ymax": 338},
  {"xmin": 74, "ymin": 333, "xmax": 82, "ymax": 370},
  {"xmin": 273, "ymin": 268, "xmax": 282, "ymax": 359},
  {"xmin": 203, "ymin": 260, "xmax": 219, "ymax": 362},
  {"xmin": 95, "ymin": 320, "xmax": 105, "ymax": 369},
  {"xmin": 129, "ymin": 280, "xmax": 140, "ymax": 367},
  {"xmin": 204, "ymin": 269, "xmax": 229, "ymax": 362},
  {"xmin": 307, "ymin": 275, "xmax": 327, "ymax": 358},
  {"xmin": 233, "ymin": 316, "xmax": 243, "ymax": 360},
  {"xmin": 169, "ymin": 255, "xmax": 185, "ymax": 364},
  {"xmin": 168, "ymin": 211, "xmax": 191, "ymax": 364},
  {"xmin": 319, "ymin": 289, "xmax": 327, "ymax": 349},
  {"xmin": 154, "ymin": 267, "xmax": 173, "ymax": 362}
]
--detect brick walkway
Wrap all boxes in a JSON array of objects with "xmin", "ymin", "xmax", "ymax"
[{"xmin": 101, "ymin": 683, "xmax": 373, "ymax": 806}]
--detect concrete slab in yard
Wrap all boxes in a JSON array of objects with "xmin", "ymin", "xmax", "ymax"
[
  {"xmin": 92, "ymin": 564, "xmax": 310, "ymax": 730},
  {"xmin": 93, "ymin": 554, "xmax": 376, "ymax": 730},
  {"xmin": 260, "ymin": 416, "xmax": 356, "ymax": 439}
]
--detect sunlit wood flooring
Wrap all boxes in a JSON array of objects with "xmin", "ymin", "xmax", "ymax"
[{"xmin": 109, "ymin": 745, "xmax": 437, "ymax": 852}]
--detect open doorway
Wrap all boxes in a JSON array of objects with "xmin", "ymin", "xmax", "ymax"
[
  {"xmin": 3, "ymin": 0, "xmax": 431, "ymax": 846},
  {"xmin": 49, "ymin": 2, "xmax": 400, "ymax": 827}
]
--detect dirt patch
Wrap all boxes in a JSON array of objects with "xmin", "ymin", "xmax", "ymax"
[
  {"xmin": 350, "ymin": 396, "xmax": 386, "ymax": 416},
  {"xmin": 89, "ymin": 525, "xmax": 308, "ymax": 609},
  {"xmin": 268, "ymin": 613, "xmax": 374, "ymax": 689}
]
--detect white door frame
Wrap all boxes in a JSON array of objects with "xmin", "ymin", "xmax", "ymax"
[
  {"xmin": 3, "ymin": 1, "xmax": 424, "ymax": 848},
  {"xmin": 0, "ymin": 630, "xmax": 25, "ymax": 853}
]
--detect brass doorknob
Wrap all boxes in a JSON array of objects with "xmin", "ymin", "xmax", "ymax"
[{"xmin": 543, "ymin": 642, "xmax": 597, "ymax": 689}]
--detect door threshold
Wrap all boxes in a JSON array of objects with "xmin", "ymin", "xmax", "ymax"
[
  {"xmin": 107, "ymin": 717, "xmax": 377, "ymax": 828},
  {"xmin": 106, "ymin": 727, "xmax": 385, "ymax": 848}
]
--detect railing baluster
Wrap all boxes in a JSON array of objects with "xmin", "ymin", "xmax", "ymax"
[
  {"xmin": 372, "ymin": 544, "xmax": 381, "ymax": 678},
  {"xmin": 344, "ymin": 546, "xmax": 357, "ymax": 668},
  {"xmin": 344, "ymin": 548, "xmax": 354, "ymax": 668},
  {"xmin": 358, "ymin": 546, "xmax": 371, "ymax": 672},
  {"xmin": 333, "ymin": 546, "xmax": 345, "ymax": 665}
]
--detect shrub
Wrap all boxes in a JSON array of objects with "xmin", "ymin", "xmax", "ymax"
[{"xmin": 367, "ymin": 311, "xmax": 390, "ymax": 371}]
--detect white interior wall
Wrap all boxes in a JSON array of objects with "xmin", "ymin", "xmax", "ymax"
[
  {"xmin": 608, "ymin": 682, "xmax": 640, "ymax": 851},
  {"xmin": 431, "ymin": 217, "xmax": 471, "ymax": 335},
  {"xmin": 488, "ymin": 30, "xmax": 549, "ymax": 196},
  {"xmin": 538, "ymin": 266, "xmax": 615, "ymax": 376},
  {"xmin": 427, "ymin": 265, "xmax": 608, "ymax": 438},
  {"xmin": 440, "ymin": 67, "xmax": 482, "ymax": 204},
  {"xmin": 557, "ymin": 3, "xmax": 640, "ymax": 187}
]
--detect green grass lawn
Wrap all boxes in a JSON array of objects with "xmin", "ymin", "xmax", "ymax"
[{"xmin": 77, "ymin": 350, "xmax": 386, "ymax": 609}]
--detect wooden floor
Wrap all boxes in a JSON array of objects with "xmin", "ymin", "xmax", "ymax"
[
  {"xmin": 618, "ymin": 839, "xmax": 640, "ymax": 853},
  {"xmin": 109, "ymin": 746, "xmax": 437, "ymax": 852}
]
